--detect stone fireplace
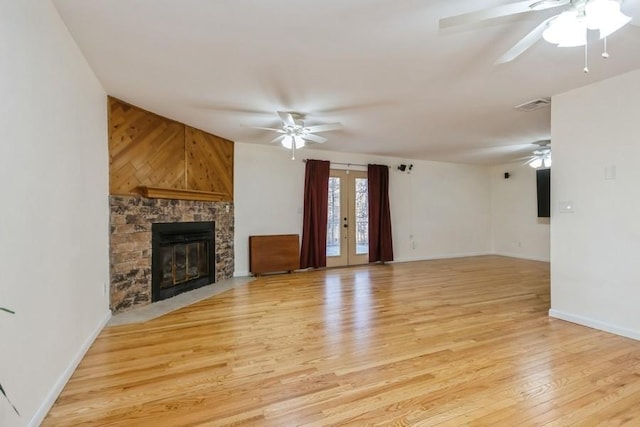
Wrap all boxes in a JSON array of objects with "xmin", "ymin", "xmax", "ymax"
[
  {"xmin": 109, "ymin": 195, "xmax": 234, "ymax": 313},
  {"xmin": 107, "ymin": 98, "xmax": 235, "ymax": 313}
]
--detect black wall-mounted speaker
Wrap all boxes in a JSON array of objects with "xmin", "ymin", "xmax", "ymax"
[{"xmin": 536, "ymin": 169, "xmax": 551, "ymax": 218}]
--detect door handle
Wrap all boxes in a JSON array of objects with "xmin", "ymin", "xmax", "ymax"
[{"xmin": 343, "ymin": 224, "xmax": 348, "ymax": 228}]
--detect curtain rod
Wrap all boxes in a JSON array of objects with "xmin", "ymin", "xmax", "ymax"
[{"xmin": 302, "ymin": 159, "xmax": 389, "ymax": 168}]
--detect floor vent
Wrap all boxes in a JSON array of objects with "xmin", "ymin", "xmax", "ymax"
[{"xmin": 514, "ymin": 97, "xmax": 551, "ymax": 112}]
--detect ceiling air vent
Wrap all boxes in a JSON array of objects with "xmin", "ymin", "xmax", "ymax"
[{"xmin": 514, "ymin": 97, "xmax": 551, "ymax": 112}]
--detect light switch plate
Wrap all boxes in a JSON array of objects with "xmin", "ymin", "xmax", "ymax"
[
  {"xmin": 605, "ymin": 165, "xmax": 616, "ymax": 180},
  {"xmin": 559, "ymin": 201, "xmax": 574, "ymax": 213}
]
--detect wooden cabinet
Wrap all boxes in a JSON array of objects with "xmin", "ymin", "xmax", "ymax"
[{"xmin": 249, "ymin": 234, "xmax": 300, "ymax": 276}]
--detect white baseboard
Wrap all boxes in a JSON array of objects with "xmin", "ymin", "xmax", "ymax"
[
  {"xmin": 549, "ymin": 309, "xmax": 640, "ymax": 341},
  {"xmin": 234, "ymin": 252, "xmax": 546, "ymax": 275},
  {"xmin": 29, "ymin": 309, "xmax": 112, "ymax": 426},
  {"xmin": 392, "ymin": 252, "xmax": 491, "ymax": 264},
  {"xmin": 492, "ymin": 252, "xmax": 550, "ymax": 263}
]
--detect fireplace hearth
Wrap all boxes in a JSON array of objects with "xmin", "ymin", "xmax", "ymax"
[{"xmin": 152, "ymin": 221, "xmax": 215, "ymax": 302}]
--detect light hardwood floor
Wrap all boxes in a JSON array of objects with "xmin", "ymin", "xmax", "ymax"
[{"xmin": 44, "ymin": 256, "xmax": 640, "ymax": 426}]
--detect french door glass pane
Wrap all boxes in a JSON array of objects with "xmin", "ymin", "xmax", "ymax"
[
  {"xmin": 327, "ymin": 177, "xmax": 341, "ymax": 257},
  {"xmin": 355, "ymin": 178, "xmax": 369, "ymax": 255}
]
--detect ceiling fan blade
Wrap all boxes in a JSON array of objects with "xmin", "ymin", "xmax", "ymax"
[
  {"xmin": 494, "ymin": 17, "xmax": 554, "ymax": 64},
  {"xmin": 303, "ymin": 133, "xmax": 328, "ymax": 144},
  {"xmin": 304, "ymin": 123, "xmax": 343, "ymax": 133},
  {"xmin": 245, "ymin": 126, "xmax": 285, "ymax": 133},
  {"xmin": 271, "ymin": 135, "xmax": 285, "ymax": 144},
  {"xmin": 277, "ymin": 111, "xmax": 296, "ymax": 127},
  {"xmin": 439, "ymin": 0, "xmax": 566, "ymax": 29}
]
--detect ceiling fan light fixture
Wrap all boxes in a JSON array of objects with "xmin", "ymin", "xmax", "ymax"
[
  {"xmin": 586, "ymin": 0, "xmax": 631, "ymax": 38},
  {"xmin": 281, "ymin": 135, "xmax": 293, "ymax": 149},
  {"xmin": 529, "ymin": 157, "xmax": 544, "ymax": 168},
  {"xmin": 542, "ymin": 0, "xmax": 630, "ymax": 47},
  {"xmin": 543, "ymin": 11, "xmax": 587, "ymax": 47},
  {"xmin": 529, "ymin": 143, "xmax": 552, "ymax": 169},
  {"xmin": 293, "ymin": 135, "xmax": 305, "ymax": 149},
  {"xmin": 281, "ymin": 134, "xmax": 306, "ymax": 149}
]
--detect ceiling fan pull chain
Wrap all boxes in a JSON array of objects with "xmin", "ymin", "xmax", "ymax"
[
  {"xmin": 602, "ymin": 36, "xmax": 609, "ymax": 59},
  {"xmin": 583, "ymin": 40, "xmax": 589, "ymax": 73}
]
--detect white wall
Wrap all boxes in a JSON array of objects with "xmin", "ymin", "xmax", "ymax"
[
  {"xmin": 234, "ymin": 143, "xmax": 492, "ymax": 276},
  {"xmin": 490, "ymin": 162, "xmax": 550, "ymax": 262},
  {"xmin": 550, "ymin": 69, "xmax": 640, "ymax": 340},
  {"xmin": 0, "ymin": 1, "xmax": 109, "ymax": 426}
]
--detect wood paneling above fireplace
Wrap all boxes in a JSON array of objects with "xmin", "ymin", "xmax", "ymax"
[
  {"xmin": 186, "ymin": 126, "xmax": 234, "ymax": 199},
  {"xmin": 108, "ymin": 97, "xmax": 233, "ymax": 202}
]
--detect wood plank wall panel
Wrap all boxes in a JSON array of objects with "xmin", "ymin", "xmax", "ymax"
[
  {"xmin": 109, "ymin": 98, "xmax": 185, "ymax": 195},
  {"xmin": 108, "ymin": 97, "xmax": 234, "ymax": 200},
  {"xmin": 185, "ymin": 126, "xmax": 233, "ymax": 200}
]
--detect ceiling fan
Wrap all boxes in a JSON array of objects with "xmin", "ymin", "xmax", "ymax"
[
  {"xmin": 526, "ymin": 140, "xmax": 552, "ymax": 168},
  {"xmin": 248, "ymin": 111, "xmax": 343, "ymax": 159},
  {"xmin": 440, "ymin": 0, "xmax": 638, "ymax": 66}
]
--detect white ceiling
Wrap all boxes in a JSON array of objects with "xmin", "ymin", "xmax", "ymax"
[{"xmin": 53, "ymin": 0, "xmax": 640, "ymax": 165}]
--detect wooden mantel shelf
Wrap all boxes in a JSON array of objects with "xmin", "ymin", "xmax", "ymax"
[{"xmin": 138, "ymin": 186, "xmax": 227, "ymax": 202}]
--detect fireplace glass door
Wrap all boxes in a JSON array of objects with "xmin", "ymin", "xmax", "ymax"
[
  {"xmin": 152, "ymin": 221, "xmax": 215, "ymax": 301},
  {"xmin": 160, "ymin": 241, "xmax": 209, "ymax": 288}
]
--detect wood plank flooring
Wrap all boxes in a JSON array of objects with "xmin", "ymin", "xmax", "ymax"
[{"xmin": 44, "ymin": 256, "xmax": 640, "ymax": 426}]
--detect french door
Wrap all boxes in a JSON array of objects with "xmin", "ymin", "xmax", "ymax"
[{"xmin": 326, "ymin": 170, "xmax": 369, "ymax": 267}]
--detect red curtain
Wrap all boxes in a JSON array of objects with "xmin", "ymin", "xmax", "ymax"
[
  {"xmin": 300, "ymin": 160, "xmax": 330, "ymax": 269},
  {"xmin": 368, "ymin": 164, "xmax": 394, "ymax": 263}
]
